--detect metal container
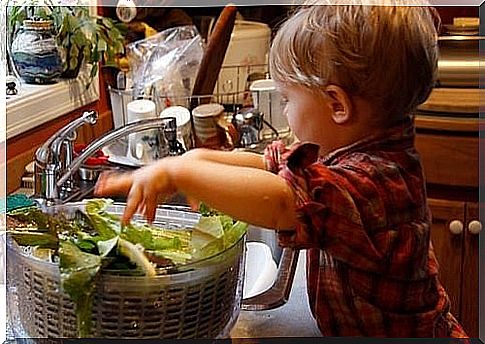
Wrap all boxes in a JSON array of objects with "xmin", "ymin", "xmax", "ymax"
[
  {"xmin": 437, "ymin": 36, "xmax": 483, "ymax": 88},
  {"xmin": 6, "ymin": 203, "xmax": 245, "ymax": 339},
  {"xmin": 78, "ymin": 166, "xmax": 102, "ymax": 182}
]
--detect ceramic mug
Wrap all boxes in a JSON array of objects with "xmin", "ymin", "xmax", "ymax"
[{"xmin": 192, "ymin": 103, "xmax": 235, "ymax": 149}]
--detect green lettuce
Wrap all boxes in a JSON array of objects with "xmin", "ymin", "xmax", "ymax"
[
  {"xmin": 59, "ymin": 240, "xmax": 101, "ymax": 337},
  {"xmin": 191, "ymin": 204, "xmax": 248, "ymax": 261},
  {"xmin": 8, "ymin": 199, "xmax": 248, "ymax": 338}
]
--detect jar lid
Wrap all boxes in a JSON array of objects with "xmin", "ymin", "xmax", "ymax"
[
  {"xmin": 23, "ymin": 19, "xmax": 53, "ymax": 30},
  {"xmin": 192, "ymin": 103, "xmax": 224, "ymax": 118}
]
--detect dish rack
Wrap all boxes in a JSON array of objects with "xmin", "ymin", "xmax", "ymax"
[
  {"xmin": 6, "ymin": 203, "xmax": 246, "ymax": 339},
  {"xmin": 109, "ymin": 64, "xmax": 269, "ymax": 129}
]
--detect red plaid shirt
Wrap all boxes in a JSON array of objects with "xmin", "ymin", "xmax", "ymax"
[{"xmin": 264, "ymin": 117, "xmax": 468, "ymax": 338}]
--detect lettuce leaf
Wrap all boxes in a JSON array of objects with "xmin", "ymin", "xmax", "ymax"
[
  {"xmin": 97, "ymin": 236, "xmax": 119, "ymax": 257},
  {"xmin": 148, "ymin": 250, "xmax": 192, "ymax": 265},
  {"xmin": 85, "ymin": 199, "xmax": 121, "ymax": 239},
  {"xmin": 117, "ymin": 238, "xmax": 156, "ymax": 277},
  {"xmin": 195, "ymin": 216, "xmax": 224, "ymax": 238},
  {"xmin": 191, "ymin": 205, "xmax": 248, "ymax": 261},
  {"xmin": 223, "ymin": 221, "xmax": 248, "ymax": 249},
  {"xmin": 59, "ymin": 240, "xmax": 101, "ymax": 337}
]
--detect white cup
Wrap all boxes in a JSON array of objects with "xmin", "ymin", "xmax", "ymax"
[
  {"xmin": 126, "ymin": 99, "xmax": 161, "ymax": 163},
  {"xmin": 249, "ymin": 79, "xmax": 289, "ymax": 136},
  {"xmin": 160, "ymin": 106, "xmax": 193, "ymax": 150}
]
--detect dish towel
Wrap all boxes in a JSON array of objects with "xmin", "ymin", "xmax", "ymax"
[{"xmin": 3, "ymin": 194, "xmax": 36, "ymax": 213}]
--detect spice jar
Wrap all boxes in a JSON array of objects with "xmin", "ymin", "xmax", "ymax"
[{"xmin": 11, "ymin": 18, "xmax": 63, "ymax": 84}]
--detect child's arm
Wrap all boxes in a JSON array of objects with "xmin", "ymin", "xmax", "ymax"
[
  {"xmin": 183, "ymin": 148, "xmax": 266, "ymax": 169},
  {"xmin": 95, "ymin": 152, "xmax": 297, "ymax": 230}
]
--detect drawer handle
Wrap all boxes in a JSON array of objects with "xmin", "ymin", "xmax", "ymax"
[
  {"xmin": 468, "ymin": 220, "xmax": 482, "ymax": 235},
  {"xmin": 449, "ymin": 220, "xmax": 464, "ymax": 235}
]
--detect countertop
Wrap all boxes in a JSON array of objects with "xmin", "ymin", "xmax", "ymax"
[{"xmin": 230, "ymin": 251, "xmax": 322, "ymax": 338}]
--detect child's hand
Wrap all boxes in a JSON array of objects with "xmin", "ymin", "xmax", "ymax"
[{"xmin": 94, "ymin": 160, "xmax": 176, "ymax": 224}]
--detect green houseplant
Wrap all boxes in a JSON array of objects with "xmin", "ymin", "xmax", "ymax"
[{"xmin": 8, "ymin": 3, "xmax": 127, "ymax": 87}]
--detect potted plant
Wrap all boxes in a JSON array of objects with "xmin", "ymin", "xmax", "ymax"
[{"xmin": 8, "ymin": 3, "xmax": 127, "ymax": 87}]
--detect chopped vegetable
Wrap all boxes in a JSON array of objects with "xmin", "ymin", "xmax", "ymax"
[
  {"xmin": 6, "ymin": 198, "xmax": 248, "ymax": 338},
  {"xmin": 117, "ymin": 237, "xmax": 156, "ymax": 277},
  {"xmin": 59, "ymin": 240, "xmax": 101, "ymax": 337}
]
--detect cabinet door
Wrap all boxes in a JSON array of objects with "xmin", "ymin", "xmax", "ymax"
[
  {"xmin": 460, "ymin": 202, "xmax": 481, "ymax": 337},
  {"xmin": 428, "ymin": 198, "xmax": 466, "ymax": 322}
]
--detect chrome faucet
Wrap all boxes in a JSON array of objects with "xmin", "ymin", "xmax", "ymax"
[
  {"xmin": 34, "ymin": 110, "xmax": 98, "ymax": 204},
  {"xmin": 34, "ymin": 111, "xmax": 181, "ymax": 205},
  {"xmin": 56, "ymin": 117, "xmax": 179, "ymax": 188}
]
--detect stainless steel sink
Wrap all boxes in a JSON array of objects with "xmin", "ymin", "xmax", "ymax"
[{"xmin": 30, "ymin": 107, "xmax": 298, "ymax": 312}]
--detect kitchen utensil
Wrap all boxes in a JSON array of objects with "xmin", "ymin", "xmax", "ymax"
[
  {"xmin": 190, "ymin": 5, "xmax": 237, "ymax": 109},
  {"xmin": 232, "ymin": 108, "xmax": 264, "ymax": 147},
  {"xmin": 109, "ymin": 86, "xmax": 133, "ymax": 129},
  {"xmin": 250, "ymin": 79, "xmax": 290, "ymax": 137},
  {"xmin": 73, "ymin": 144, "xmax": 109, "ymax": 182},
  {"xmin": 107, "ymin": 153, "xmax": 144, "ymax": 168},
  {"xmin": 160, "ymin": 106, "xmax": 194, "ymax": 150},
  {"xmin": 126, "ymin": 99, "xmax": 167, "ymax": 163},
  {"xmin": 232, "ymin": 107, "xmax": 280, "ymax": 149},
  {"xmin": 213, "ymin": 20, "xmax": 271, "ymax": 105},
  {"xmin": 437, "ymin": 35, "xmax": 482, "ymax": 88},
  {"xmin": 6, "ymin": 202, "xmax": 246, "ymax": 339},
  {"xmin": 78, "ymin": 166, "xmax": 102, "ymax": 182}
]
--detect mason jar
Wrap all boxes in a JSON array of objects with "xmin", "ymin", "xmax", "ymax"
[{"xmin": 11, "ymin": 18, "xmax": 63, "ymax": 84}]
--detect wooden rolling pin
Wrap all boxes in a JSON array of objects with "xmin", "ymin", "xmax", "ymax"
[{"xmin": 190, "ymin": 5, "xmax": 237, "ymax": 109}]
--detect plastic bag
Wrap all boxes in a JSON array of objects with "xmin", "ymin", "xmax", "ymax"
[{"xmin": 126, "ymin": 25, "xmax": 204, "ymax": 110}]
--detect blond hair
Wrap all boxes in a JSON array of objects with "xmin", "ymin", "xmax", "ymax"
[{"xmin": 269, "ymin": 0, "xmax": 439, "ymax": 122}]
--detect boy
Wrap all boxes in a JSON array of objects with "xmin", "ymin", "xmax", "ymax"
[{"xmin": 95, "ymin": 1, "xmax": 468, "ymax": 337}]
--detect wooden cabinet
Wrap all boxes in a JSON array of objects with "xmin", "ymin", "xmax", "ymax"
[
  {"xmin": 461, "ymin": 202, "xmax": 481, "ymax": 337},
  {"xmin": 427, "ymin": 198, "xmax": 465, "ymax": 321},
  {"xmin": 427, "ymin": 198, "xmax": 480, "ymax": 336},
  {"xmin": 415, "ymin": 114, "xmax": 481, "ymax": 337}
]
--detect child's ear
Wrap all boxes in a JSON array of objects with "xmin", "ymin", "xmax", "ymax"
[{"xmin": 324, "ymin": 85, "xmax": 352, "ymax": 124}]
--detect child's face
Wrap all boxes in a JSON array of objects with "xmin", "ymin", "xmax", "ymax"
[{"xmin": 277, "ymin": 83, "xmax": 333, "ymax": 147}]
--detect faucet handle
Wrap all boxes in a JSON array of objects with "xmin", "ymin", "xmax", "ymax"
[{"xmin": 82, "ymin": 110, "xmax": 98, "ymax": 125}]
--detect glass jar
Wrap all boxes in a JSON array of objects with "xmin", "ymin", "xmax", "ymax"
[{"xmin": 11, "ymin": 18, "xmax": 63, "ymax": 84}]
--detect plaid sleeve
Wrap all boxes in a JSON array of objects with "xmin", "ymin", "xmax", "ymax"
[
  {"xmin": 276, "ymin": 143, "xmax": 420, "ymax": 273},
  {"xmin": 263, "ymin": 140, "xmax": 293, "ymax": 174}
]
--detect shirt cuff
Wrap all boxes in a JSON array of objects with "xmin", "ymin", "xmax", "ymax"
[
  {"xmin": 263, "ymin": 140, "xmax": 287, "ymax": 173},
  {"xmin": 276, "ymin": 142, "xmax": 324, "ymax": 248}
]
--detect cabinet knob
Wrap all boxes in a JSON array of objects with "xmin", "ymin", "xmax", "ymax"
[
  {"xmin": 449, "ymin": 220, "xmax": 464, "ymax": 235},
  {"xmin": 468, "ymin": 220, "xmax": 482, "ymax": 235}
]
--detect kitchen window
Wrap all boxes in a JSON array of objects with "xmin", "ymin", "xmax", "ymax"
[{"xmin": 4, "ymin": 1, "xmax": 100, "ymax": 140}]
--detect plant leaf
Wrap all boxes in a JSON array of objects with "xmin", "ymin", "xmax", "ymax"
[{"xmin": 97, "ymin": 38, "xmax": 107, "ymax": 52}]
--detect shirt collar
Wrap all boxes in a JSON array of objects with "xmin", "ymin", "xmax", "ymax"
[{"xmin": 320, "ymin": 115, "xmax": 416, "ymax": 165}]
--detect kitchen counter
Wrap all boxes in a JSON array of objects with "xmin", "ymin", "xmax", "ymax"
[{"xmin": 230, "ymin": 251, "xmax": 322, "ymax": 338}]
